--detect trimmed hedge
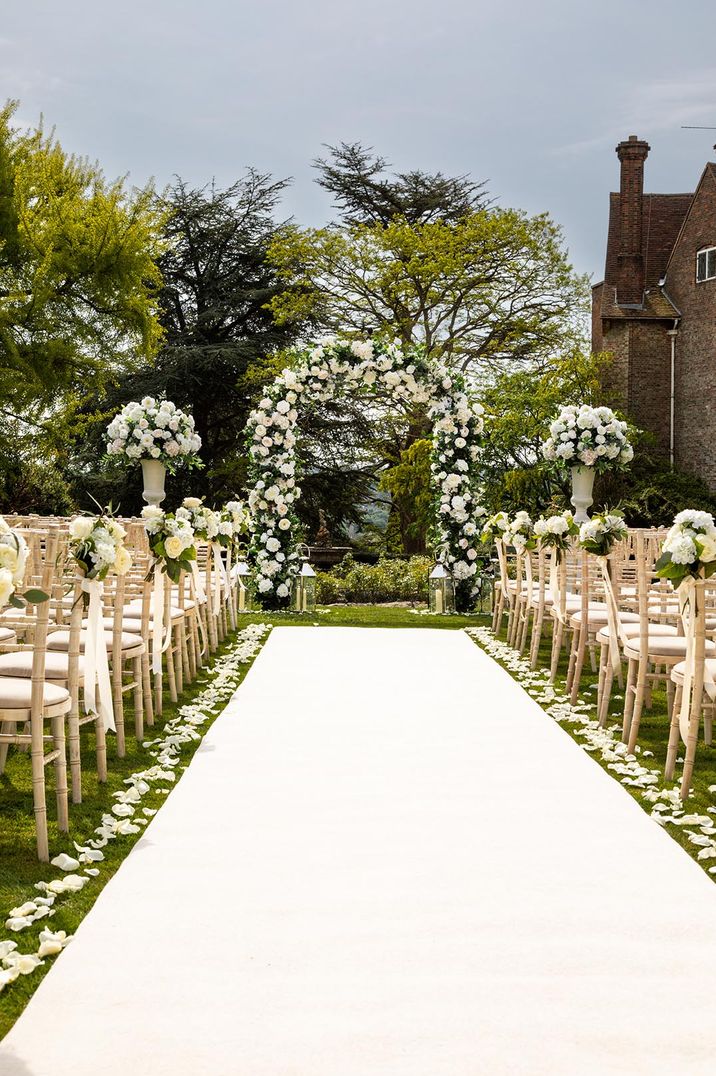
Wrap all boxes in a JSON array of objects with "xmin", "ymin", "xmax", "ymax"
[{"xmin": 316, "ymin": 555, "xmax": 431, "ymax": 604}]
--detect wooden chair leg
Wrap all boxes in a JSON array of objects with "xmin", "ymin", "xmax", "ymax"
[
  {"xmin": 133, "ymin": 657, "xmax": 144, "ymax": 740},
  {"xmin": 530, "ymin": 605, "xmax": 544, "ymax": 669},
  {"xmin": 622, "ymin": 658, "xmax": 637, "ymax": 743},
  {"xmin": 550, "ymin": 619, "xmax": 564, "ymax": 683},
  {"xmin": 665, "ymin": 681, "xmax": 683, "ymax": 781},
  {"xmin": 52, "ymin": 712, "xmax": 69, "ymax": 833},
  {"xmin": 0, "ymin": 720, "xmax": 12, "ymax": 772},
  {"xmin": 95, "ymin": 710, "xmax": 108, "ymax": 783},
  {"xmin": 599, "ymin": 661, "xmax": 615, "ymax": 728},
  {"xmin": 566, "ymin": 627, "xmax": 579, "ymax": 692},
  {"xmin": 570, "ymin": 627, "xmax": 587, "ymax": 705},
  {"xmin": 141, "ymin": 653, "xmax": 154, "ymax": 728},
  {"xmin": 627, "ymin": 658, "xmax": 648, "ymax": 754},
  {"xmin": 166, "ymin": 638, "xmax": 178, "ymax": 704},
  {"xmin": 31, "ymin": 720, "xmax": 49, "ymax": 863},
  {"xmin": 67, "ymin": 708, "xmax": 82, "ymax": 804}
]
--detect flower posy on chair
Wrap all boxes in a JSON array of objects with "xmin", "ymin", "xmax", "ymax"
[
  {"xmin": 656, "ymin": 511, "xmax": 716, "ymax": 584},
  {"xmin": 0, "ymin": 517, "xmax": 47, "ymax": 610},
  {"xmin": 578, "ymin": 512, "xmax": 629, "ymax": 557},
  {"xmin": 141, "ymin": 507, "xmax": 197, "ymax": 583},
  {"xmin": 69, "ymin": 514, "xmax": 132, "ymax": 580}
]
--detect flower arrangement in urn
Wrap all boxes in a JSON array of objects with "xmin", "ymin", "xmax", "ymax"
[
  {"xmin": 105, "ymin": 397, "xmax": 202, "ymax": 506},
  {"xmin": 541, "ymin": 403, "xmax": 634, "ymax": 523}
]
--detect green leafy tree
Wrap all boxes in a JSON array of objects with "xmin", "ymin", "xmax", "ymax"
[
  {"xmin": 314, "ymin": 142, "xmax": 489, "ymax": 227},
  {"xmin": 0, "ymin": 101, "xmax": 163, "ymax": 408},
  {"xmin": 0, "ymin": 100, "xmax": 163, "ymax": 510},
  {"xmin": 379, "ymin": 438, "xmax": 433, "ymax": 554},
  {"xmin": 63, "ymin": 172, "xmax": 301, "ymax": 510},
  {"xmin": 269, "ymin": 212, "xmax": 588, "ymax": 373}
]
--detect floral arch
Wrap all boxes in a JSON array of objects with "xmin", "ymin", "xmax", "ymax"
[{"xmin": 246, "ymin": 337, "xmax": 485, "ymax": 611}]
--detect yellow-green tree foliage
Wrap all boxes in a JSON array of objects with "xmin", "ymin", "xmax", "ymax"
[
  {"xmin": 268, "ymin": 209, "xmax": 589, "ymax": 372},
  {"xmin": 0, "ymin": 100, "xmax": 163, "ymax": 414}
]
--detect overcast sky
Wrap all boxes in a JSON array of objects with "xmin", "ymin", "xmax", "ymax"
[{"xmin": 2, "ymin": 0, "xmax": 715, "ymax": 281}]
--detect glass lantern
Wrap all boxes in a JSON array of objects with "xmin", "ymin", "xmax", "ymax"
[
  {"xmin": 429, "ymin": 561, "xmax": 455, "ymax": 615},
  {"xmin": 234, "ymin": 558, "xmax": 253, "ymax": 613},
  {"xmin": 292, "ymin": 545, "xmax": 317, "ymax": 614}
]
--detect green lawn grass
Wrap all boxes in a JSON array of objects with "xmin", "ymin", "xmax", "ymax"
[
  {"xmin": 0, "ymin": 604, "xmax": 488, "ymax": 1036},
  {"xmin": 470, "ymin": 618, "xmax": 716, "ymax": 873}
]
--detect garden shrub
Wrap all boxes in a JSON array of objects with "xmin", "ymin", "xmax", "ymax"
[{"xmin": 316, "ymin": 555, "xmax": 432, "ymax": 604}]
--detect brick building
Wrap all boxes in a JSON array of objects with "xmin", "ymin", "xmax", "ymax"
[{"xmin": 592, "ymin": 136, "xmax": 716, "ymax": 486}]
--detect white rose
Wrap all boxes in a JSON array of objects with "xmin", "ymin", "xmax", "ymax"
[{"xmin": 0, "ymin": 567, "xmax": 15, "ymax": 608}]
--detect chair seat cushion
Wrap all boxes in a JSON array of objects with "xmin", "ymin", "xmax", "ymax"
[
  {"xmin": 124, "ymin": 600, "xmax": 186, "ymax": 622},
  {"xmin": 47, "ymin": 629, "xmax": 143, "ymax": 653},
  {"xmin": 0, "ymin": 677, "xmax": 70, "ymax": 710},
  {"xmin": 597, "ymin": 622, "xmax": 678, "ymax": 644},
  {"xmin": 624, "ymin": 636, "xmax": 716, "ymax": 659},
  {"xmin": 0, "ymin": 627, "xmax": 17, "ymax": 643},
  {"xmin": 672, "ymin": 658, "xmax": 716, "ymax": 684},
  {"xmin": 570, "ymin": 609, "xmax": 639, "ymax": 628},
  {"xmin": 83, "ymin": 617, "xmax": 149, "ymax": 633},
  {"xmin": 0, "ymin": 651, "xmax": 85, "ymax": 681}
]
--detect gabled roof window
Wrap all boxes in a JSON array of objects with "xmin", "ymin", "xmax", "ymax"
[{"xmin": 696, "ymin": 247, "xmax": 716, "ymax": 282}]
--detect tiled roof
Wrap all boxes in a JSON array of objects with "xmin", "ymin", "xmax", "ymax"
[
  {"xmin": 604, "ymin": 192, "xmax": 693, "ymax": 289},
  {"xmin": 599, "ymin": 285, "xmax": 680, "ymax": 321}
]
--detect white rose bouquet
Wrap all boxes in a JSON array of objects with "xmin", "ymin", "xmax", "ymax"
[
  {"xmin": 578, "ymin": 512, "xmax": 629, "ymax": 557},
  {"xmin": 541, "ymin": 404, "xmax": 634, "ymax": 473},
  {"xmin": 0, "ymin": 517, "xmax": 45, "ymax": 610},
  {"xmin": 69, "ymin": 513, "xmax": 132, "ymax": 580},
  {"xmin": 177, "ymin": 497, "xmax": 220, "ymax": 542},
  {"xmin": 503, "ymin": 511, "xmax": 535, "ymax": 554},
  {"xmin": 141, "ymin": 506, "xmax": 197, "ymax": 583},
  {"xmin": 533, "ymin": 511, "xmax": 579, "ymax": 560},
  {"xmin": 105, "ymin": 398, "xmax": 202, "ymax": 473},
  {"xmin": 480, "ymin": 511, "xmax": 510, "ymax": 545},
  {"xmin": 217, "ymin": 500, "xmax": 249, "ymax": 551},
  {"xmin": 657, "ymin": 510, "xmax": 716, "ymax": 585}
]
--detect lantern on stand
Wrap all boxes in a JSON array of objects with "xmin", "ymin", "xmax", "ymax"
[
  {"xmin": 233, "ymin": 556, "xmax": 253, "ymax": 613},
  {"xmin": 429, "ymin": 560, "xmax": 455, "ymax": 615},
  {"xmin": 292, "ymin": 544, "xmax": 317, "ymax": 614}
]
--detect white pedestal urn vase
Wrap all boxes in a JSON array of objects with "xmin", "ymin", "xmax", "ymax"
[
  {"xmin": 141, "ymin": 458, "xmax": 167, "ymax": 507},
  {"xmin": 570, "ymin": 465, "xmax": 595, "ymax": 523}
]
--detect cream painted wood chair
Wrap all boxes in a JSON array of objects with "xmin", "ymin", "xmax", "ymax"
[
  {"xmin": 621, "ymin": 533, "xmax": 715, "ymax": 754},
  {"xmin": 0, "ymin": 533, "xmax": 71, "ymax": 861}
]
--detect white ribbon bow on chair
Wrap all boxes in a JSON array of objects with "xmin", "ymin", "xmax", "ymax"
[
  {"xmin": 677, "ymin": 577, "xmax": 716, "ymax": 743},
  {"xmin": 80, "ymin": 578, "xmax": 115, "ymax": 732},
  {"xmin": 150, "ymin": 564, "xmax": 174, "ymax": 675}
]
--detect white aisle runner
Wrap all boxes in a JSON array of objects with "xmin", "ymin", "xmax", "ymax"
[{"xmin": 3, "ymin": 627, "xmax": 716, "ymax": 1075}]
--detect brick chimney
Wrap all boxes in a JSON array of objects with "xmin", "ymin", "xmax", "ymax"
[{"xmin": 615, "ymin": 134, "xmax": 650, "ymax": 305}]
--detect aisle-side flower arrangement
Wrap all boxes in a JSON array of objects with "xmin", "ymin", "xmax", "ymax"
[
  {"xmin": 541, "ymin": 404, "xmax": 633, "ymax": 472},
  {"xmin": 656, "ymin": 510, "xmax": 716, "ymax": 585},
  {"xmin": 105, "ymin": 398, "xmax": 202, "ymax": 472},
  {"xmin": 481, "ymin": 511, "xmax": 510, "ymax": 544},
  {"xmin": 218, "ymin": 501, "xmax": 249, "ymax": 551},
  {"xmin": 503, "ymin": 511, "xmax": 535, "ymax": 554},
  {"xmin": 578, "ymin": 512, "xmax": 629, "ymax": 557},
  {"xmin": 69, "ymin": 514, "xmax": 132, "ymax": 580},
  {"xmin": 141, "ymin": 507, "xmax": 197, "ymax": 582},
  {"xmin": 0, "ymin": 518, "xmax": 44, "ymax": 610},
  {"xmin": 178, "ymin": 497, "xmax": 220, "ymax": 541},
  {"xmin": 533, "ymin": 511, "xmax": 579, "ymax": 560}
]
